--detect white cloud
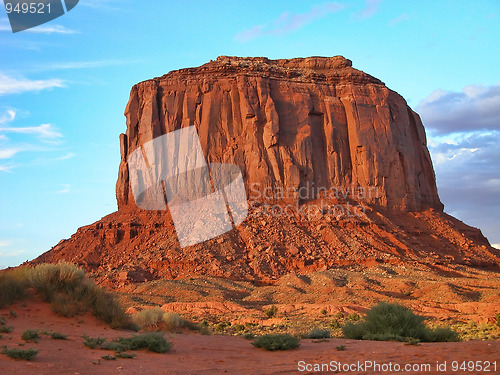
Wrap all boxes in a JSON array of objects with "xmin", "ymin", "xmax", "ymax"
[
  {"xmin": 0, "ymin": 147, "xmax": 22, "ymax": 159},
  {"xmin": 235, "ymin": 2, "xmax": 345, "ymax": 42},
  {"xmin": 0, "ymin": 109, "xmax": 16, "ymax": 124},
  {"xmin": 418, "ymin": 83, "xmax": 500, "ymax": 134},
  {"xmin": 0, "ymin": 73, "xmax": 64, "ymax": 95},
  {"xmin": 0, "ymin": 240, "xmax": 12, "ymax": 248},
  {"xmin": 0, "ymin": 123, "xmax": 62, "ymax": 138},
  {"xmin": 492, "ymin": 244, "xmax": 500, "ymax": 250},
  {"xmin": 0, "ymin": 165, "xmax": 14, "ymax": 172}
]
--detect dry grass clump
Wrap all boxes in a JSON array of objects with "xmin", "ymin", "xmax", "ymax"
[{"xmin": 0, "ymin": 262, "xmax": 135, "ymax": 330}]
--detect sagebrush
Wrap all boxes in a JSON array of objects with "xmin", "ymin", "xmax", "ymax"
[{"xmin": 342, "ymin": 302, "xmax": 459, "ymax": 342}]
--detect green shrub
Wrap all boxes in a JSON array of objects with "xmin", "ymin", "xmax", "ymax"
[
  {"xmin": 85, "ymin": 333, "xmax": 172, "ymax": 354},
  {"xmin": 82, "ymin": 335, "xmax": 106, "ymax": 349},
  {"xmin": 307, "ymin": 329, "xmax": 331, "ymax": 339},
  {"xmin": 116, "ymin": 352, "xmax": 136, "ymax": 359},
  {"xmin": 334, "ymin": 312, "xmax": 344, "ymax": 320},
  {"xmin": 21, "ymin": 329, "xmax": 40, "ymax": 343},
  {"xmin": 347, "ymin": 313, "xmax": 361, "ymax": 321},
  {"xmin": 115, "ymin": 332, "xmax": 171, "ymax": 353},
  {"xmin": 252, "ymin": 334, "xmax": 300, "ymax": 351},
  {"xmin": 335, "ymin": 345, "xmax": 346, "ymax": 351},
  {"xmin": 233, "ymin": 324, "xmax": 245, "ymax": 332},
  {"xmin": 264, "ymin": 305, "xmax": 278, "ymax": 318},
  {"xmin": 243, "ymin": 333, "xmax": 255, "ymax": 340},
  {"xmin": 495, "ymin": 313, "xmax": 500, "ymax": 328},
  {"xmin": 329, "ymin": 319, "xmax": 341, "ymax": 329},
  {"xmin": 214, "ymin": 321, "xmax": 231, "ymax": 332},
  {"xmin": 1, "ymin": 347, "xmax": 38, "ymax": 360},
  {"xmin": 0, "ymin": 325, "xmax": 13, "ymax": 333},
  {"xmin": 101, "ymin": 355, "xmax": 116, "ymax": 360},
  {"xmin": 48, "ymin": 332, "xmax": 68, "ymax": 340},
  {"xmin": 342, "ymin": 302, "xmax": 459, "ymax": 342}
]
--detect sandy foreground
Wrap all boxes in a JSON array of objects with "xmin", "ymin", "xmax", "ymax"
[{"xmin": 0, "ymin": 300, "xmax": 498, "ymax": 375}]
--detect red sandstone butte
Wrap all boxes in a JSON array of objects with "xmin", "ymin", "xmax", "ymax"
[{"xmin": 33, "ymin": 56, "xmax": 500, "ymax": 283}]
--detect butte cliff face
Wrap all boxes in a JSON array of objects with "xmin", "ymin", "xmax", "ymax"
[
  {"xmin": 117, "ymin": 56, "xmax": 441, "ymax": 212},
  {"xmin": 34, "ymin": 56, "xmax": 499, "ymax": 284}
]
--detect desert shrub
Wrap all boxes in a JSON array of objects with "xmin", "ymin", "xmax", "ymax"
[
  {"xmin": 0, "ymin": 268, "xmax": 29, "ymax": 308},
  {"xmin": 329, "ymin": 319, "xmax": 341, "ymax": 329},
  {"xmin": 101, "ymin": 355, "xmax": 116, "ymax": 360},
  {"xmin": 21, "ymin": 329, "xmax": 40, "ymax": 343},
  {"xmin": 334, "ymin": 312, "xmax": 344, "ymax": 320},
  {"xmin": 82, "ymin": 335, "xmax": 106, "ymax": 349},
  {"xmin": 132, "ymin": 308, "xmax": 185, "ymax": 331},
  {"xmin": 162, "ymin": 312, "xmax": 184, "ymax": 331},
  {"xmin": 214, "ymin": 321, "xmax": 231, "ymax": 332},
  {"xmin": 86, "ymin": 333, "xmax": 172, "ymax": 354},
  {"xmin": 133, "ymin": 307, "xmax": 164, "ymax": 328},
  {"xmin": 233, "ymin": 324, "xmax": 245, "ymax": 332},
  {"xmin": 342, "ymin": 302, "xmax": 459, "ymax": 342},
  {"xmin": 496, "ymin": 313, "xmax": 500, "ymax": 328},
  {"xmin": 426, "ymin": 327, "xmax": 459, "ymax": 342},
  {"xmin": 115, "ymin": 332, "xmax": 171, "ymax": 353},
  {"xmin": 1, "ymin": 347, "xmax": 38, "ymax": 360},
  {"xmin": 116, "ymin": 352, "xmax": 136, "ymax": 359},
  {"xmin": 0, "ymin": 325, "xmax": 13, "ymax": 333},
  {"xmin": 264, "ymin": 305, "xmax": 278, "ymax": 318},
  {"xmin": 347, "ymin": 313, "xmax": 361, "ymax": 321},
  {"xmin": 243, "ymin": 333, "xmax": 255, "ymax": 340},
  {"xmin": 307, "ymin": 329, "xmax": 331, "ymax": 339},
  {"xmin": 48, "ymin": 332, "xmax": 68, "ymax": 340},
  {"xmin": 252, "ymin": 334, "xmax": 300, "ymax": 351},
  {"xmin": 335, "ymin": 345, "xmax": 346, "ymax": 351},
  {"xmin": 0, "ymin": 263, "xmax": 134, "ymax": 330},
  {"xmin": 0, "ymin": 317, "xmax": 5, "ymax": 325}
]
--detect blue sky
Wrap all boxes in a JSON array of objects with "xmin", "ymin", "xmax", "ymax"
[{"xmin": 1, "ymin": 0, "xmax": 499, "ymax": 268}]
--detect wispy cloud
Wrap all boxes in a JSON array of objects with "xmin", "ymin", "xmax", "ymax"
[
  {"xmin": 56, "ymin": 184, "xmax": 71, "ymax": 194},
  {"xmin": 0, "ymin": 240, "xmax": 12, "ymax": 248},
  {"xmin": 235, "ymin": 2, "xmax": 346, "ymax": 42},
  {"xmin": 55, "ymin": 152, "xmax": 75, "ymax": 160},
  {"xmin": 0, "ymin": 19, "xmax": 77, "ymax": 34},
  {"xmin": 356, "ymin": 0, "xmax": 381, "ymax": 20},
  {"xmin": 0, "ymin": 164, "xmax": 14, "ymax": 172},
  {"xmin": 34, "ymin": 59, "xmax": 142, "ymax": 72},
  {"xmin": 0, "ymin": 109, "xmax": 16, "ymax": 124},
  {"xmin": 389, "ymin": 13, "xmax": 410, "ymax": 26},
  {"xmin": 0, "ymin": 147, "xmax": 22, "ymax": 159},
  {"xmin": 0, "ymin": 109, "xmax": 69, "ymax": 172},
  {"xmin": 0, "ymin": 73, "xmax": 64, "ymax": 95},
  {"xmin": 0, "ymin": 124, "xmax": 62, "ymax": 139}
]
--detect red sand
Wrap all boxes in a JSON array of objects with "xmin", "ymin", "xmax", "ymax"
[{"xmin": 0, "ymin": 299, "xmax": 498, "ymax": 374}]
